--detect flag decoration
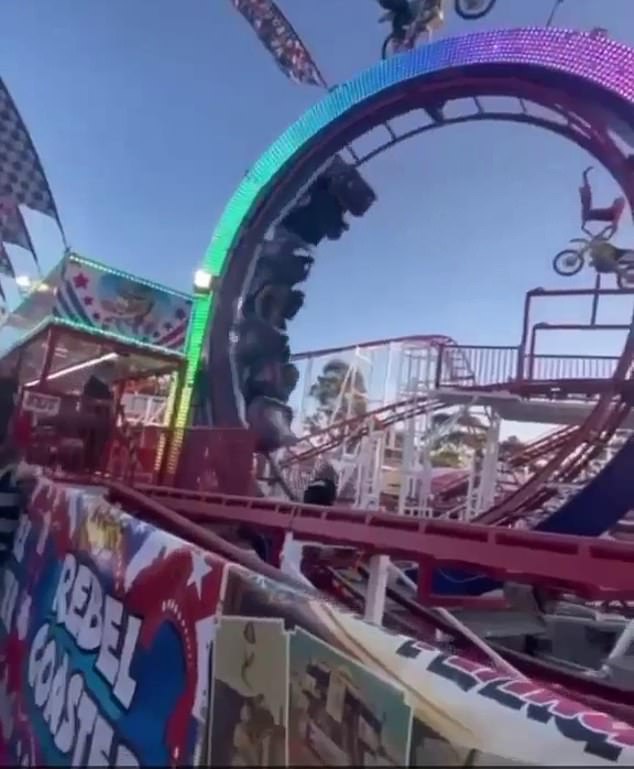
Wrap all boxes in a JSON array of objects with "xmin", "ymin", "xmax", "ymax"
[
  {"xmin": 0, "ymin": 196, "xmax": 40, "ymax": 291},
  {"xmin": 0, "ymin": 195, "xmax": 38, "ymax": 266},
  {"xmin": 231, "ymin": 0, "xmax": 325, "ymax": 87},
  {"xmin": 0, "ymin": 79, "xmax": 60, "ymax": 302},
  {"xmin": 0, "ymin": 244, "xmax": 13, "ymax": 280},
  {"xmin": 0, "ymin": 79, "xmax": 60, "ymax": 222}
]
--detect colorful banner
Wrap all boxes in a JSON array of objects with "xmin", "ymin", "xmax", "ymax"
[
  {"xmin": 212, "ymin": 565, "xmax": 634, "ymax": 767},
  {"xmin": 54, "ymin": 257, "xmax": 192, "ymax": 351},
  {"xmin": 230, "ymin": 0, "xmax": 324, "ymax": 87},
  {"xmin": 2, "ymin": 482, "xmax": 634, "ymax": 767},
  {"xmin": 0, "ymin": 478, "xmax": 224, "ymax": 766},
  {"xmin": 0, "ymin": 79, "xmax": 60, "ymax": 220}
]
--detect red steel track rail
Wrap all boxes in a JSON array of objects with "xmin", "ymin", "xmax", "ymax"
[
  {"xmin": 476, "ymin": 394, "xmax": 632, "ymax": 524},
  {"xmin": 432, "ymin": 425, "xmax": 581, "ymax": 509},
  {"xmin": 279, "ymin": 395, "xmax": 443, "ymax": 468},
  {"xmin": 134, "ymin": 484, "xmax": 634, "ymax": 601}
]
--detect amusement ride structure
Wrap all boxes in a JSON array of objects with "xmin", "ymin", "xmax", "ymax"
[{"xmin": 8, "ymin": 1, "xmax": 634, "ymax": 761}]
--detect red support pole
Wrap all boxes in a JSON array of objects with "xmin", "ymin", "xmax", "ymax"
[{"xmin": 416, "ymin": 557, "xmax": 434, "ymax": 604}]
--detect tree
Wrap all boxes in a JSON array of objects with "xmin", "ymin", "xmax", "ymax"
[
  {"xmin": 430, "ymin": 418, "xmax": 526, "ymax": 468},
  {"xmin": 305, "ymin": 359, "xmax": 368, "ymax": 435},
  {"xmin": 386, "ymin": 412, "xmax": 527, "ymax": 470},
  {"xmin": 429, "ymin": 448, "xmax": 464, "ymax": 468},
  {"xmin": 499, "ymin": 434, "xmax": 525, "ymax": 461},
  {"xmin": 429, "ymin": 411, "xmax": 487, "ymax": 467}
]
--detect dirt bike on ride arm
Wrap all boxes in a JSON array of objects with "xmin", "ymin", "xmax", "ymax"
[
  {"xmin": 378, "ymin": 0, "xmax": 497, "ymax": 59},
  {"xmin": 552, "ymin": 231, "xmax": 634, "ymax": 289},
  {"xmin": 552, "ymin": 166, "xmax": 634, "ymax": 289}
]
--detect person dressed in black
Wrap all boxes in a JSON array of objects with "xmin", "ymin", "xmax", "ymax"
[
  {"xmin": 236, "ymin": 524, "xmax": 270, "ymax": 563},
  {"xmin": 82, "ymin": 369, "xmax": 114, "ymax": 473},
  {"xmin": 231, "ymin": 464, "xmax": 338, "ymax": 566},
  {"xmin": 303, "ymin": 463, "xmax": 338, "ymax": 507},
  {"xmin": 378, "ymin": 0, "xmax": 416, "ymax": 42},
  {"xmin": 0, "ymin": 375, "xmax": 35, "ymax": 565}
]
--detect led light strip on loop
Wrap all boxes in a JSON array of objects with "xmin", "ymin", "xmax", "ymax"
[{"xmin": 175, "ymin": 27, "xmax": 634, "ymax": 442}]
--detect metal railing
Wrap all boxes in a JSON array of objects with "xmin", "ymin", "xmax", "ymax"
[
  {"xmin": 435, "ymin": 345, "xmax": 518, "ymax": 388},
  {"xmin": 21, "ymin": 398, "xmax": 256, "ymax": 493},
  {"xmin": 525, "ymin": 354, "xmax": 622, "ymax": 382},
  {"xmin": 435, "ymin": 345, "xmax": 625, "ymax": 388}
]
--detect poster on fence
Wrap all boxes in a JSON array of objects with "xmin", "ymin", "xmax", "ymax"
[
  {"xmin": 210, "ymin": 617, "xmax": 288, "ymax": 766},
  {"xmin": 288, "ymin": 627, "xmax": 412, "ymax": 766},
  {"xmin": 0, "ymin": 478, "xmax": 225, "ymax": 767},
  {"xmin": 216, "ymin": 567, "xmax": 414, "ymax": 766},
  {"xmin": 216, "ymin": 564, "xmax": 634, "ymax": 767}
]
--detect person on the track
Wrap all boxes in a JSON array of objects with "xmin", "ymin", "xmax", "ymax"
[{"xmin": 303, "ymin": 463, "xmax": 338, "ymax": 507}]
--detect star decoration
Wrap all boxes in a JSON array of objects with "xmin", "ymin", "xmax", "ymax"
[
  {"xmin": 73, "ymin": 272, "xmax": 89, "ymax": 290},
  {"xmin": 175, "ymin": 308, "xmax": 186, "ymax": 320},
  {"xmin": 187, "ymin": 551, "xmax": 213, "ymax": 599},
  {"xmin": 83, "ymin": 296, "xmax": 93, "ymax": 306}
]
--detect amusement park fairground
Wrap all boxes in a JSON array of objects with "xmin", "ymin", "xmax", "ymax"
[{"xmin": 4, "ymin": 0, "xmax": 634, "ymax": 765}]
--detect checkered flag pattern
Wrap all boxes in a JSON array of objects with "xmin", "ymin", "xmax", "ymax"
[
  {"xmin": 0, "ymin": 79, "xmax": 60, "ymax": 220},
  {"xmin": 0, "ymin": 196, "xmax": 30, "ymax": 250},
  {"xmin": 0, "ymin": 243, "xmax": 14, "ymax": 281}
]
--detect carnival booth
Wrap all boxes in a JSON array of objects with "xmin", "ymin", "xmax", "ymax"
[{"xmin": 0, "ymin": 252, "xmax": 193, "ymax": 481}]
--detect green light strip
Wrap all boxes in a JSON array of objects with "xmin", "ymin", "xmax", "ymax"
[{"xmin": 69, "ymin": 252, "xmax": 193, "ymax": 301}]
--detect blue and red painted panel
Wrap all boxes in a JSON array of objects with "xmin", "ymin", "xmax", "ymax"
[
  {"xmin": 0, "ymin": 479, "xmax": 224, "ymax": 766},
  {"xmin": 54, "ymin": 259, "xmax": 192, "ymax": 352}
]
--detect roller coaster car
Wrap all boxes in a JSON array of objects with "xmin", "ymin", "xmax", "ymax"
[
  {"xmin": 242, "ymin": 284, "xmax": 305, "ymax": 329},
  {"xmin": 234, "ymin": 317, "xmax": 290, "ymax": 367},
  {"xmin": 247, "ymin": 395, "xmax": 296, "ymax": 451},
  {"xmin": 322, "ymin": 156, "xmax": 377, "ymax": 218},
  {"xmin": 242, "ymin": 361, "xmax": 299, "ymax": 405},
  {"xmin": 256, "ymin": 241, "xmax": 314, "ymax": 287},
  {"xmin": 271, "ymin": 225, "xmax": 315, "ymax": 254},
  {"xmin": 255, "ymin": 253, "xmax": 313, "ymax": 290},
  {"xmin": 281, "ymin": 179, "xmax": 349, "ymax": 246}
]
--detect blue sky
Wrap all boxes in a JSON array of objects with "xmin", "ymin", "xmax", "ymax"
[{"xmin": 2, "ymin": 0, "xmax": 634, "ymax": 362}]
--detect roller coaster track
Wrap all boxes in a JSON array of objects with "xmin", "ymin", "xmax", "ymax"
[
  {"xmin": 283, "ymin": 334, "xmax": 475, "ymax": 466},
  {"xmin": 438, "ymin": 411, "xmax": 625, "ymax": 522},
  {"xmin": 474, "ymin": 332, "xmax": 634, "ymax": 525},
  {"xmin": 113, "ymin": 481, "xmax": 634, "ymax": 600},
  {"xmin": 282, "ymin": 346, "xmax": 576, "ymax": 478},
  {"xmin": 431, "ymin": 425, "xmax": 582, "ymax": 509},
  {"xmin": 279, "ymin": 393, "xmax": 441, "ymax": 469},
  {"xmin": 280, "ymin": 382, "xmax": 629, "ymax": 523},
  {"xmin": 509, "ymin": 425, "xmax": 580, "ymax": 468},
  {"xmin": 92, "ymin": 480, "xmax": 634, "ymax": 721}
]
